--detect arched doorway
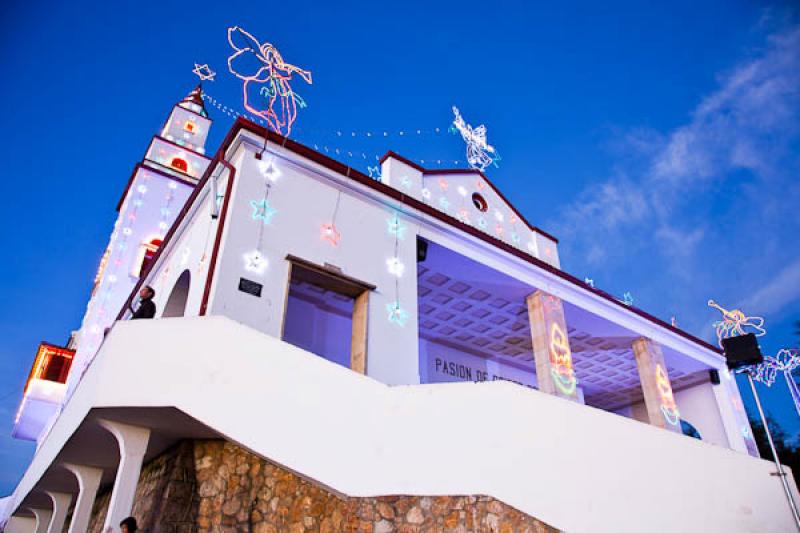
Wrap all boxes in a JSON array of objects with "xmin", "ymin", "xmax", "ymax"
[{"xmin": 162, "ymin": 270, "xmax": 191, "ymax": 317}]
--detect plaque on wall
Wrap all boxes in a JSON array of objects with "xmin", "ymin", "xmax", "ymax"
[{"xmin": 238, "ymin": 278, "xmax": 263, "ymax": 297}]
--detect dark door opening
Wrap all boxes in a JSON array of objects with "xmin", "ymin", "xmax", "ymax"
[{"xmin": 282, "ymin": 256, "xmax": 373, "ymax": 372}]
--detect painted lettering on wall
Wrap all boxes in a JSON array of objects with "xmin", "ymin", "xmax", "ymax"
[{"xmin": 432, "ymin": 357, "xmax": 532, "ymax": 389}]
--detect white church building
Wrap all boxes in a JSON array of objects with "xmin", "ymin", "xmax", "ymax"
[{"xmin": 2, "ymin": 87, "xmax": 797, "ymax": 532}]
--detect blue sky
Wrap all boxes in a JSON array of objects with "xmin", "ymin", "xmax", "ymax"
[{"xmin": 0, "ymin": 0, "xmax": 798, "ymax": 493}]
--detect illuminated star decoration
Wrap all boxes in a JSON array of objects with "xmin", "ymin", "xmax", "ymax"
[
  {"xmin": 243, "ymin": 250, "xmax": 268, "ymax": 275},
  {"xmin": 227, "ymin": 26, "xmax": 312, "ymax": 136},
  {"xmin": 386, "ymin": 301, "xmax": 409, "ymax": 327},
  {"xmin": 450, "ymin": 106, "xmax": 500, "ymax": 172},
  {"xmin": 386, "ymin": 257, "xmax": 405, "ymax": 277},
  {"xmin": 386, "ymin": 214, "xmax": 407, "ymax": 240},
  {"xmin": 367, "ymin": 165, "xmax": 382, "ymax": 180},
  {"xmin": 321, "ymin": 223, "xmax": 341, "ymax": 246},
  {"xmin": 752, "ymin": 349, "xmax": 800, "ymax": 417},
  {"xmin": 622, "ymin": 292, "xmax": 634, "ymax": 306},
  {"xmin": 192, "ymin": 63, "xmax": 216, "ymax": 81},
  {"xmin": 439, "ymin": 196, "xmax": 450, "ymax": 210},
  {"xmin": 708, "ymin": 299, "xmax": 766, "ymax": 348},
  {"xmin": 584, "ymin": 278, "xmax": 594, "ymax": 288},
  {"xmin": 250, "ymin": 199, "xmax": 277, "ymax": 224}
]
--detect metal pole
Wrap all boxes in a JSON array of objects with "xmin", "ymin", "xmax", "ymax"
[{"xmin": 747, "ymin": 371, "xmax": 800, "ymax": 529}]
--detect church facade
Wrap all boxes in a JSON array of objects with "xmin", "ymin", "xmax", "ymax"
[{"xmin": 2, "ymin": 88, "xmax": 796, "ymax": 533}]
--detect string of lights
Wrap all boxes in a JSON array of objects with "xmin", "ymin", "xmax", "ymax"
[{"xmin": 200, "ymin": 92, "xmax": 467, "ymax": 168}]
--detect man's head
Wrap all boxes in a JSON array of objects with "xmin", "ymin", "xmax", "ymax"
[
  {"xmin": 120, "ymin": 516, "xmax": 137, "ymax": 532},
  {"xmin": 139, "ymin": 286, "xmax": 155, "ymax": 300}
]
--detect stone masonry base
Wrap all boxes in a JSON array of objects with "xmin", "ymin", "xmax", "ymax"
[{"xmin": 82, "ymin": 439, "xmax": 557, "ymax": 533}]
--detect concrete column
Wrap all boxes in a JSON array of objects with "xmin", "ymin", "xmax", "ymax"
[
  {"xmin": 29, "ymin": 508, "xmax": 52, "ymax": 533},
  {"xmin": 632, "ymin": 337, "xmax": 682, "ymax": 432},
  {"xmin": 44, "ymin": 492, "xmax": 72, "ymax": 533},
  {"xmin": 526, "ymin": 290, "xmax": 579, "ymax": 401},
  {"xmin": 64, "ymin": 463, "xmax": 104, "ymax": 533},
  {"xmin": 98, "ymin": 420, "xmax": 150, "ymax": 532}
]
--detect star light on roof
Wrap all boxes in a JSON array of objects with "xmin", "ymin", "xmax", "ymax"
[
  {"xmin": 450, "ymin": 106, "xmax": 500, "ymax": 172},
  {"xmin": 192, "ymin": 63, "xmax": 216, "ymax": 81}
]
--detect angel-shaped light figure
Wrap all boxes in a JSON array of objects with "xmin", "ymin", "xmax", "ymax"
[
  {"xmin": 227, "ymin": 26, "xmax": 312, "ymax": 136},
  {"xmin": 708, "ymin": 299, "xmax": 766, "ymax": 348},
  {"xmin": 450, "ymin": 106, "xmax": 500, "ymax": 172},
  {"xmin": 752, "ymin": 349, "xmax": 800, "ymax": 417}
]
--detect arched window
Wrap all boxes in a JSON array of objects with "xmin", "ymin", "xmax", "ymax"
[
  {"xmin": 162, "ymin": 269, "xmax": 191, "ymax": 317},
  {"xmin": 170, "ymin": 157, "xmax": 188, "ymax": 172},
  {"xmin": 136, "ymin": 237, "xmax": 162, "ymax": 278}
]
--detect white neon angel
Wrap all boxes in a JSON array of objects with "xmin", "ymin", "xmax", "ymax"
[
  {"xmin": 752, "ymin": 349, "xmax": 800, "ymax": 416},
  {"xmin": 451, "ymin": 106, "xmax": 499, "ymax": 172},
  {"xmin": 708, "ymin": 299, "xmax": 766, "ymax": 348}
]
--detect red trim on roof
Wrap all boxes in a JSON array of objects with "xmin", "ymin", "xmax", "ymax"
[
  {"xmin": 379, "ymin": 150, "xmax": 426, "ymax": 172},
  {"xmin": 378, "ymin": 151, "xmax": 559, "ymax": 243}
]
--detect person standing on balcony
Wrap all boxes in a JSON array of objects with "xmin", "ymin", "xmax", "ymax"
[{"xmin": 130, "ymin": 286, "xmax": 156, "ymax": 319}]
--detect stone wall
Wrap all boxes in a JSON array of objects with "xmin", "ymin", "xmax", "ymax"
[
  {"xmin": 86, "ymin": 441, "xmax": 198, "ymax": 533},
  {"xmin": 86, "ymin": 440, "xmax": 557, "ymax": 533}
]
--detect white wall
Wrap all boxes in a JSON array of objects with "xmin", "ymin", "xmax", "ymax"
[
  {"xmin": 208, "ymin": 141, "xmax": 420, "ymax": 385},
  {"xmin": 674, "ymin": 380, "xmax": 730, "ymax": 448},
  {"xmin": 10, "ymin": 317, "xmax": 797, "ymax": 533}
]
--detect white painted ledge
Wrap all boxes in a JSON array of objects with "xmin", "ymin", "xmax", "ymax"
[{"xmin": 6, "ymin": 316, "xmax": 799, "ymax": 533}]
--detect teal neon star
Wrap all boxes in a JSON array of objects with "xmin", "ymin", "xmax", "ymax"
[
  {"xmin": 386, "ymin": 214, "xmax": 407, "ymax": 239},
  {"xmin": 250, "ymin": 199, "xmax": 277, "ymax": 224},
  {"xmin": 386, "ymin": 302, "xmax": 409, "ymax": 327}
]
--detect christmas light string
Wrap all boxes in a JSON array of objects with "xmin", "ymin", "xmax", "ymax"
[
  {"xmin": 227, "ymin": 26, "xmax": 312, "ymax": 137},
  {"xmin": 200, "ymin": 92, "xmax": 466, "ymax": 167},
  {"xmin": 386, "ymin": 210, "xmax": 408, "ymax": 326}
]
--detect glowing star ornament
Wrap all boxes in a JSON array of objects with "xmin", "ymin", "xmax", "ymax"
[
  {"xmin": 386, "ymin": 257, "xmax": 405, "ymax": 277},
  {"xmin": 584, "ymin": 278, "xmax": 595, "ymax": 288},
  {"xmin": 321, "ymin": 223, "xmax": 341, "ymax": 246},
  {"xmin": 708, "ymin": 299, "xmax": 766, "ymax": 348},
  {"xmin": 386, "ymin": 214, "xmax": 407, "ymax": 240},
  {"xmin": 258, "ymin": 159, "xmax": 281, "ymax": 182},
  {"xmin": 243, "ymin": 250, "xmax": 268, "ymax": 275},
  {"xmin": 386, "ymin": 301, "xmax": 409, "ymax": 327},
  {"xmin": 227, "ymin": 26, "xmax": 312, "ymax": 136},
  {"xmin": 250, "ymin": 199, "xmax": 277, "ymax": 224},
  {"xmin": 623, "ymin": 292, "xmax": 634, "ymax": 306},
  {"xmin": 421, "ymin": 188, "xmax": 432, "ymax": 200},
  {"xmin": 367, "ymin": 166, "xmax": 382, "ymax": 180},
  {"xmin": 451, "ymin": 106, "xmax": 500, "ymax": 172},
  {"xmin": 193, "ymin": 63, "xmax": 216, "ymax": 81},
  {"xmin": 752, "ymin": 349, "xmax": 800, "ymax": 416},
  {"xmin": 439, "ymin": 197, "xmax": 450, "ymax": 211}
]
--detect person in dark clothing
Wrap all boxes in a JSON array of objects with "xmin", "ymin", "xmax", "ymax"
[
  {"xmin": 120, "ymin": 516, "xmax": 138, "ymax": 532},
  {"xmin": 130, "ymin": 286, "xmax": 156, "ymax": 319}
]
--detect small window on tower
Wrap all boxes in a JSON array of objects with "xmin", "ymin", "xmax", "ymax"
[
  {"xmin": 183, "ymin": 120, "xmax": 196, "ymax": 134},
  {"xmin": 136, "ymin": 237, "xmax": 163, "ymax": 277},
  {"xmin": 170, "ymin": 157, "xmax": 188, "ymax": 173}
]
